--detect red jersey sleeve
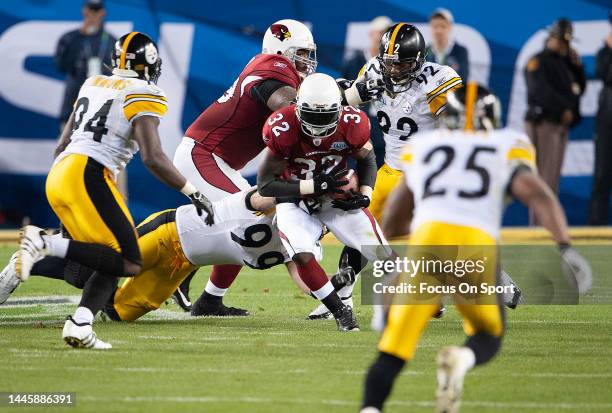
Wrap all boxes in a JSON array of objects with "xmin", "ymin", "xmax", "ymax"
[
  {"xmin": 344, "ymin": 108, "xmax": 371, "ymax": 150},
  {"xmin": 263, "ymin": 109, "xmax": 291, "ymax": 159}
]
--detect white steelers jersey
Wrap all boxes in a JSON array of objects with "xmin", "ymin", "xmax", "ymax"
[
  {"xmin": 57, "ymin": 74, "xmax": 167, "ymax": 177},
  {"xmin": 359, "ymin": 58, "xmax": 462, "ymax": 170},
  {"xmin": 176, "ymin": 190, "xmax": 291, "ymax": 269},
  {"xmin": 400, "ymin": 128, "xmax": 536, "ymax": 239}
]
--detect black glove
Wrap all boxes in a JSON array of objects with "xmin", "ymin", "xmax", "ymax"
[
  {"xmin": 331, "ymin": 191, "xmax": 371, "ymax": 211},
  {"xmin": 336, "ymin": 78, "xmax": 354, "ymax": 90},
  {"xmin": 559, "ymin": 244, "xmax": 592, "ymax": 294},
  {"xmin": 189, "ymin": 191, "xmax": 214, "ymax": 225},
  {"xmin": 313, "ymin": 169, "xmax": 349, "ymax": 196},
  {"xmin": 354, "ymin": 79, "xmax": 385, "ymax": 103}
]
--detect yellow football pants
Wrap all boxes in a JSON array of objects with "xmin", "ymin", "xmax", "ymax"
[
  {"xmin": 113, "ymin": 209, "xmax": 196, "ymax": 321},
  {"xmin": 378, "ymin": 221, "xmax": 504, "ymax": 361},
  {"xmin": 369, "ymin": 163, "xmax": 403, "ymax": 222},
  {"xmin": 46, "ymin": 154, "xmax": 140, "ymax": 262}
]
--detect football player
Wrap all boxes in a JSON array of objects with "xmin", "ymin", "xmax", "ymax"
[
  {"xmin": 257, "ymin": 73, "xmax": 393, "ymax": 331},
  {"xmin": 15, "ymin": 32, "xmax": 214, "ymax": 349},
  {"xmin": 360, "ymin": 83, "xmax": 592, "ymax": 413},
  {"xmin": 306, "ymin": 24, "xmax": 463, "ymax": 318},
  {"xmin": 171, "ymin": 19, "xmax": 317, "ymax": 316}
]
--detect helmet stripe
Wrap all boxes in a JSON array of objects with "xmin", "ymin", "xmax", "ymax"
[
  {"xmin": 119, "ymin": 31, "xmax": 139, "ymax": 69},
  {"xmin": 464, "ymin": 81, "xmax": 478, "ymax": 130},
  {"xmin": 386, "ymin": 23, "xmax": 406, "ymax": 55}
]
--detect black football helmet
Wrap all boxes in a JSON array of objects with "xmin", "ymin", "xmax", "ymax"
[
  {"xmin": 111, "ymin": 32, "xmax": 162, "ymax": 84},
  {"xmin": 378, "ymin": 23, "xmax": 426, "ymax": 93},
  {"xmin": 442, "ymin": 82, "xmax": 502, "ymax": 131}
]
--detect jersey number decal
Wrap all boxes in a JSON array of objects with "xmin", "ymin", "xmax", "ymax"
[
  {"xmin": 72, "ymin": 97, "xmax": 112, "ymax": 142},
  {"xmin": 231, "ymin": 224, "xmax": 285, "ymax": 270},
  {"xmin": 268, "ymin": 112, "xmax": 290, "ymax": 137},
  {"xmin": 377, "ymin": 111, "xmax": 418, "ymax": 141},
  {"xmin": 422, "ymin": 145, "xmax": 497, "ymax": 200}
]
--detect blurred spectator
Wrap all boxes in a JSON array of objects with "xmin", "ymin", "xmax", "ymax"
[
  {"xmin": 55, "ymin": 0, "xmax": 115, "ymax": 129},
  {"xmin": 524, "ymin": 18, "xmax": 585, "ymax": 224},
  {"xmin": 341, "ymin": 16, "xmax": 392, "ymax": 167},
  {"xmin": 426, "ymin": 8, "xmax": 469, "ymax": 81},
  {"xmin": 588, "ymin": 11, "xmax": 612, "ymax": 225},
  {"xmin": 342, "ymin": 16, "xmax": 392, "ymax": 79}
]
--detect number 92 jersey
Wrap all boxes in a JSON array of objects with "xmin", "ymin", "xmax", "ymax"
[
  {"xmin": 58, "ymin": 75, "xmax": 168, "ymax": 177},
  {"xmin": 400, "ymin": 129, "xmax": 536, "ymax": 239},
  {"xmin": 359, "ymin": 57, "xmax": 462, "ymax": 170}
]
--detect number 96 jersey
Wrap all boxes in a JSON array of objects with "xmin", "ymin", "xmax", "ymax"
[
  {"xmin": 57, "ymin": 75, "xmax": 168, "ymax": 177},
  {"xmin": 401, "ymin": 129, "xmax": 536, "ymax": 239},
  {"xmin": 359, "ymin": 57, "xmax": 461, "ymax": 170}
]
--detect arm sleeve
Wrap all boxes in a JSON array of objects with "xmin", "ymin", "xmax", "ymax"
[
  {"xmin": 250, "ymin": 79, "xmax": 291, "ymax": 106},
  {"xmin": 506, "ymin": 135, "xmax": 537, "ymax": 174},
  {"xmin": 425, "ymin": 67, "xmax": 463, "ymax": 116},
  {"xmin": 122, "ymin": 84, "xmax": 168, "ymax": 124},
  {"xmin": 356, "ymin": 150, "xmax": 377, "ymax": 189}
]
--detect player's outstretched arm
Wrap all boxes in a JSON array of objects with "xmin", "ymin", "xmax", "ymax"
[
  {"xmin": 133, "ymin": 116, "xmax": 214, "ymax": 224},
  {"xmin": 54, "ymin": 111, "xmax": 76, "ymax": 158},
  {"xmin": 510, "ymin": 169, "xmax": 570, "ymax": 244},
  {"xmin": 381, "ymin": 176, "xmax": 414, "ymax": 239},
  {"xmin": 265, "ymin": 86, "xmax": 297, "ymax": 112}
]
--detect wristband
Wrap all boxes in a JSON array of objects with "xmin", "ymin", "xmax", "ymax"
[
  {"xmin": 180, "ymin": 181, "xmax": 197, "ymax": 196},
  {"xmin": 299, "ymin": 179, "xmax": 315, "ymax": 195}
]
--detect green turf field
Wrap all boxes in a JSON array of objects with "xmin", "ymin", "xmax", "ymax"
[{"xmin": 1, "ymin": 244, "xmax": 611, "ymax": 413}]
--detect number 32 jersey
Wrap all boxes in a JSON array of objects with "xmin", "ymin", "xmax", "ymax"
[
  {"xmin": 57, "ymin": 75, "xmax": 168, "ymax": 177},
  {"xmin": 359, "ymin": 58, "xmax": 461, "ymax": 170},
  {"xmin": 400, "ymin": 129, "xmax": 536, "ymax": 239}
]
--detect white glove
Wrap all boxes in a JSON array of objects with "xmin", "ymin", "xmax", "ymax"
[{"xmin": 559, "ymin": 245, "xmax": 592, "ymax": 295}]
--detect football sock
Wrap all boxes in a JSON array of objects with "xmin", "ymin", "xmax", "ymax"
[
  {"xmin": 203, "ymin": 279, "xmax": 228, "ymax": 297},
  {"xmin": 339, "ymin": 246, "xmax": 368, "ymax": 274},
  {"xmin": 73, "ymin": 306, "xmax": 94, "ymax": 325},
  {"xmin": 296, "ymin": 257, "xmax": 329, "ymax": 292},
  {"xmin": 208, "ymin": 264, "xmax": 242, "ymax": 290},
  {"xmin": 362, "ymin": 352, "xmax": 405, "ymax": 410},
  {"xmin": 64, "ymin": 241, "xmax": 125, "ymax": 277},
  {"xmin": 464, "ymin": 332, "xmax": 501, "ymax": 365},
  {"xmin": 78, "ymin": 271, "xmax": 118, "ymax": 316},
  {"xmin": 31, "ymin": 256, "xmax": 68, "ymax": 280},
  {"xmin": 43, "ymin": 234, "xmax": 69, "ymax": 258},
  {"xmin": 321, "ymin": 290, "xmax": 344, "ymax": 316}
]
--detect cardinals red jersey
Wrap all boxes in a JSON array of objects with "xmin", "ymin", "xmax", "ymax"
[
  {"xmin": 185, "ymin": 54, "xmax": 302, "ymax": 170},
  {"xmin": 263, "ymin": 105, "xmax": 370, "ymax": 180}
]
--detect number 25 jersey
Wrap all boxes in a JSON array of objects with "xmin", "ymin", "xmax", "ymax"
[
  {"xmin": 57, "ymin": 75, "xmax": 168, "ymax": 177},
  {"xmin": 400, "ymin": 129, "xmax": 536, "ymax": 239},
  {"xmin": 359, "ymin": 58, "xmax": 461, "ymax": 170}
]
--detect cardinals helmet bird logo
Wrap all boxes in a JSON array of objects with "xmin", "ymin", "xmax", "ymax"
[{"xmin": 270, "ymin": 24, "xmax": 291, "ymax": 41}]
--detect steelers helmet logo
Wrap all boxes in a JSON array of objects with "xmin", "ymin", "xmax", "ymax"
[
  {"xmin": 270, "ymin": 24, "xmax": 292, "ymax": 41},
  {"xmin": 144, "ymin": 43, "xmax": 158, "ymax": 64}
]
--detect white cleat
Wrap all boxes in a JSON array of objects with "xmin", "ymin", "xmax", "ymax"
[
  {"xmin": 0, "ymin": 253, "xmax": 20, "ymax": 304},
  {"xmin": 436, "ymin": 346, "xmax": 474, "ymax": 413},
  {"xmin": 16, "ymin": 225, "xmax": 47, "ymax": 281},
  {"xmin": 307, "ymin": 296, "xmax": 353, "ymax": 320},
  {"xmin": 360, "ymin": 408, "xmax": 381, "ymax": 413},
  {"xmin": 62, "ymin": 316, "xmax": 112, "ymax": 350}
]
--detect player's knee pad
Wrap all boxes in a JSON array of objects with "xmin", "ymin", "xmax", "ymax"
[
  {"xmin": 464, "ymin": 332, "xmax": 503, "ymax": 365},
  {"xmin": 64, "ymin": 260, "xmax": 94, "ymax": 289}
]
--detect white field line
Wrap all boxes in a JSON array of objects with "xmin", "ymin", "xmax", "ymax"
[{"xmin": 74, "ymin": 395, "xmax": 612, "ymax": 410}]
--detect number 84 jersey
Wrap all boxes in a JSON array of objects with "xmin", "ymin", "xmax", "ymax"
[
  {"xmin": 359, "ymin": 58, "xmax": 461, "ymax": 170},
  {"xmin": 57, "ymin": 75, "xmax": 168, "ymax": 177}
]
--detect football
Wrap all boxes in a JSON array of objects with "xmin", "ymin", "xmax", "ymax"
[{"xmin": 332, "ymin": 169, "xmax": 359, "ymax": 200}]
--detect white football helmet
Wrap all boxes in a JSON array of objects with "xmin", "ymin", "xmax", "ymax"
[
  {"xmin": 295, "ymin": 73, "xmax": 342, "ymax": 139},
  {"xmin": 262, "ymin": 19, "xmax": 317, "ymax": 77}
]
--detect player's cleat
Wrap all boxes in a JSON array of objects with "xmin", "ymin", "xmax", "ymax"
[
  {"xmin": 307, "ymin": 295, "xmax": 353, "ymax": 320},
  {"xmin": 16, "ymin": 225, "xmax": 47, "ymax": 281},
  {"xmin": 172, "ymin": 286, "xmax": 192, "ymax": 312},
  {"xmin": 190, "ymin": 297, "xmax": 250, "ymax": 317},
  {"xmin": 334, "ymin": 305, "xmax": 359, "ymax": 332},
  {"xmin": 433, "ymin": 304, "xmax": 446, "ymax": 319},
  {"xmin": 506, "ymin": 283, "xmax": 523, "ymax": 309},
  {"xmin": 436, "ymin": 346, "xmax": 474, "ymax": 413},
  {"xmin": 360, "ymin": 408, "xmax": 381, "ymax": 413},
  {"xmin": 0, "ymin": 253, "xmax": 20, "ymax": 304},
  {"xmin": 62, "ymin": 316, "xmax": 112, "ymax": 350}
]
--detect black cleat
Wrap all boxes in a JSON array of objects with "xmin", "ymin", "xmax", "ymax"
[
  {"xmin": 190, "ymin": 297, "xmax": 250, "ymax": 317},
  {"xmin": 172, "ymin": 288, "xmax": 192, "ymax": 312},
  {"xmin": 506, "ymin": 284, "xmax": 523, "ymax": 309},
  {"xmin": 433, "ymin": 304, "xmax": 446, "ymax": 319},
  {"xmin": 334, "ymin": 305, "xmax": 359, "ymax": 331}
]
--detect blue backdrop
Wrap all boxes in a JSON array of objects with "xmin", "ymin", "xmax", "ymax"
[{"xmin": 0, "ymin": 0, "xmax": 610, "ymax": 228}]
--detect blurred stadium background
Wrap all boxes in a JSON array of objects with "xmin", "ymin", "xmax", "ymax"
[{"xmin": 0, "ymin": 0, "xmax": 610, "ymax": 228}]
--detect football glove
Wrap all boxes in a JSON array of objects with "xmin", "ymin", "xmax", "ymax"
[
  {"xmin": 336, "ymin": 78, "xmax": 354, "ymax": 90},
  {"xmin": 189, "ymin": 191, "xmax": 215, "ymax": 225},
  {"xmin": 356, "ymin": 79, "xmax": 385, "ymax": 103},
  {"xmin": 559, "ymin": 244, "xmax": 592, "ymax": 295},
  {"xmin": 313, "ymin": 169, "xmax": 349, "ymax": 196},
  {"xmin": 332, "ymin": 191, "xmax": 371, "ymax": 211}
]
